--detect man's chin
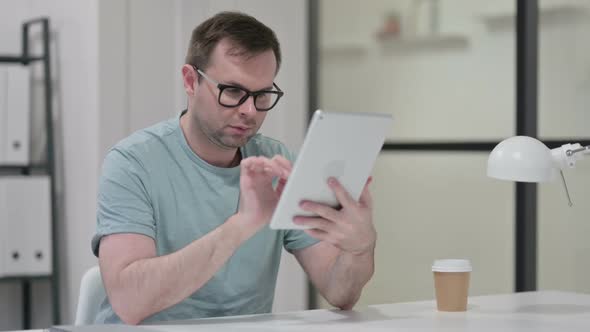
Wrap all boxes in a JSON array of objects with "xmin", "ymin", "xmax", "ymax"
[{"xmin": 220, "ymin": 135, "xmax": 253, "ymax": 149}]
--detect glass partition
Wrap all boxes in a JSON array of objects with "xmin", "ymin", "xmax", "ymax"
[
  {"xmin": 316, "ymin": 0, "xmax": 517, "ymax": 307},
  {"xmin": 537, "ymin": 0, "xmax": 590, "ymax": 293}
]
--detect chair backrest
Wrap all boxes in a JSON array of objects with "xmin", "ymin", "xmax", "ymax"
[{"xmin": 75, "ymin": 266, "xmax": 106, "ymax": 325}]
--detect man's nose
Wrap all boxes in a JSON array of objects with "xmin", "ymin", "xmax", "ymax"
[{"xmin": 238, "ymin": 96, "xmax": 257, "ymax": 116}]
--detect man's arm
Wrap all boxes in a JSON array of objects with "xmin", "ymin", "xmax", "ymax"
[
  {"xmin": 292, "ymin": 177, "xmax": 376, "ymax": 309},
  {"xmin": 294, "ymin": 241, "xmax": 374, "ymax": 309},
  {"xmin": 99, "ymin": 156, "xmax": 291, "ymax": 325},
  {"xmin": 99, "ymin": 213, "xmax": 255, "ymax": 325}
]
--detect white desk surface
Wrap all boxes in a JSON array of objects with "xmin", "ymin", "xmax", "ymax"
[{"xmin": 52, "ymin": 291, "xmax": 590, "ymax": 332}]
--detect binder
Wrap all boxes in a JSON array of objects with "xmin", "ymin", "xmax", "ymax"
[
  {"xmin": 0, "ymin": 65, "xmax": 30, "ymax": 166},
  {"xmin": 0, "ymin": 176, "xmax": 51, "ymax": 277}
]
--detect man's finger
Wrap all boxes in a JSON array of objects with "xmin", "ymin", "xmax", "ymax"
[
  {"xmin": 250, "ymin": 158, "xmax": 269, "ymax": 173},
  {"xmin": 240, "ymin": 158, "xmax": 256, "ymax": 173},
  {"xmin": 276, "ymin": 177, "xmax": 287, "ymax": 194},
  {"xmin": 299, "ymin": 201, "xmax": 340, "ymax": 222},
  {"xmin": 359, "ymin": 176, "xmax": 373, "ymax": 208},
  {"xmin": 250, "ymin": 157, "xmax": 282, "ymax": 177},
  {"xmin": 328, "ymin": 177, "xmax": 356, "ymax": 208},
  {"xmin": 272, "ymin": 155, "xmax": 292, "ymax": 169},
  {"xmin": 255, "ymin": 158, "xmax": 284, "ymax": 177},
  {"xmin": 293, "ymin": 216, "xmax": 334, "ymax": 232},
  {"xmin": 271, "ymin": 155, "xmax": 292, "ymax": 178}
]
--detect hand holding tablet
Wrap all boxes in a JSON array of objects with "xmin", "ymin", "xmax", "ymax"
[{"xmin": 269, "ymin": 110, "xmax": 393, "ymax": 230}]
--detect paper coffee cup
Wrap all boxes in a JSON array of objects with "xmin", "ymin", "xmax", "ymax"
[{"xmin": 432, "ymin": 259, "xmax": 471, "ymax": 312}]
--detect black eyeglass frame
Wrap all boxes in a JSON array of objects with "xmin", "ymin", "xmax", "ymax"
[{"xmin": 192, "ymin": 65, "xmax": 284, "ymax": 112}]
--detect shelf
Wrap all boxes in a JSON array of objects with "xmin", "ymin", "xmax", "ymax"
[
  {"xmin": 0, "ymin": 275, "xmax": 53, "ymax": 282},
  {"xmin": 0, "ymin": 55, "xmax": 44, "ymax": 63},
  {"xmin": 480, "ymin": 4, "xmax": 590, "ymax": 28},
  {"xmin": 320, "ymin": 42, "xmax": 368, "ymax": 57},
  {"xmin": 0, "ymin": 165, "xmax": 50, "ymax": 175},
  {"xmin": 321, "ymin": 35, "xmax": 469, "ymax": 56},
  {"xmin": 379, "ymin": 35, "xmax": 469, "ymax": 53}
]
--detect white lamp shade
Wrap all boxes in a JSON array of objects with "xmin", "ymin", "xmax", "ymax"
[{"xmin": 487, "ymin": 136, "xmax": 557, "ymax": 182}]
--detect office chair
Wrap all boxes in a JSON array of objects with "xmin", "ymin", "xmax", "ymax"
[{"xmin": 75, "ymin": 265, "xmax": 106, "ymax": 325}]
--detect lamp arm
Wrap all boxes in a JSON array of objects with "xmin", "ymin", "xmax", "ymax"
[
  {"xmin": 551, "ymin": 144, "xmax": 588, "ymax": 208},
  {"xmin": 551, "ymin": 143, "xmax": 588, "ymax": 170},
  {"xmin": 574, "ymin": 145, "xmax": 590, "ymax": 156}
]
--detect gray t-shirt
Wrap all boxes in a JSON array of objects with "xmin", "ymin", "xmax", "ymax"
[{"xmin": 92, "ymin": 112, "xmax": 319, "ymax": 324}]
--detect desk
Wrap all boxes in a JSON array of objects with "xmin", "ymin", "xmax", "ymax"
[{"xmin": 52, "ymin": 291, "xmax": 590, "ymax": 332}]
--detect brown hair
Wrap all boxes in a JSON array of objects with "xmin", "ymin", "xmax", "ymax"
[{"xmin": 185, "ymin": 11, "xmax": 281, "ymax": 73}]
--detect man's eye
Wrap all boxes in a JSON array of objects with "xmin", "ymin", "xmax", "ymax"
[
  {"xmin": 257, "ymin": 94, "xmax": 270, "ymax": 102},
  {"xmin": 224, "ymin": 87, "xmax": 244, "ymax": 97}
]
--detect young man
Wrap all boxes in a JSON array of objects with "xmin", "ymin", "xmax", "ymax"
[{"xmin": 92, "ymin": 12, "xmax": 376, "ymax": 325}]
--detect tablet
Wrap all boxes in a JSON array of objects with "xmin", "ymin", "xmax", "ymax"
[{"xmin": 269, "ymin": 110, "xmax": 393, "ymax": 230}]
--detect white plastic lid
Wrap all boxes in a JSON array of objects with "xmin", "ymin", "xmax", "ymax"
[{"xmin": 432, "ymin": 259, "xmax": 472, "ymax": 272}]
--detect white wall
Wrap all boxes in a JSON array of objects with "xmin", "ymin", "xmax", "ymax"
[
  {"xmin": 0, "ymin": 0, "xmax": 308, "ymax": 329},
  {"xmin": 0, "ymin": 0, "xmax": 99, "ymax": 329}
]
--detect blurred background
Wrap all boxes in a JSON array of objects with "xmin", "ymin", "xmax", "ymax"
[{"xmin": 0, "ymin": 0, "xmax": 588, "ymax": 330}]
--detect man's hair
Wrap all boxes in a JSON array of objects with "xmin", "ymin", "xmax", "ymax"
[{"xmin": 185, "ymin": 11, "xmax": 281, "ymax": 73}]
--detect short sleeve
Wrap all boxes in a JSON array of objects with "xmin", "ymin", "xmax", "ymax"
[
  {"xmin": 283, "ymin": 229, "xmax": 320, "ymax": 253},
  {"xmin": 91, "ymin": 149, "xmax": 156, "ymax": 257}
]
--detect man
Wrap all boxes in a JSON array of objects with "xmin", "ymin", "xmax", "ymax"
[{"xmin": 92, "ymin": 11, "xmax": 376, "ymax": 325}]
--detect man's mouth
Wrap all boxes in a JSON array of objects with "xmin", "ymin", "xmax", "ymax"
[
  {"xmin": 228, "ymin": 125, "xmax": 253, "ymax": 135},
  {"xmin": 230, "ymin": 125, "xmax": 252, "ymax": 130}
]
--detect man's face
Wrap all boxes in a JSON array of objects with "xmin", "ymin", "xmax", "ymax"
[{"xmin": 189, "ymin": 39, "xmax": 277, "ymax": 150}]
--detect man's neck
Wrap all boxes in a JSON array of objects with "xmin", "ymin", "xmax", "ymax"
[{"xmin": 180, "ymin": 113, "xmax": 240, "ymax": 168}]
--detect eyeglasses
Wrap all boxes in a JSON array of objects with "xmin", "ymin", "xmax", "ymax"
[{"xmin": 193, "ymin": 66, "xmax": 284, "ymax": 112}]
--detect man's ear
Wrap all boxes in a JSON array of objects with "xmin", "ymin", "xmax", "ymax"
[{"xmin": 182, "ymin": 64, "xmax": 197, "ymax": 96}]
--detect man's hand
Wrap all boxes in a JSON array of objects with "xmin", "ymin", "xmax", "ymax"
[
  {"xmin": 294, "ymin": 177, "xmax": 376, "ymax": 256},
  {"xmin": 237, "ymin": 155, "xmax": 292, "ymax": 233}
]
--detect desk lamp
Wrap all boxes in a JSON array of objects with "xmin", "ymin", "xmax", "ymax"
[{"xmin": 487, "ymin": 136, "xmax": 590, "ymax": 206}]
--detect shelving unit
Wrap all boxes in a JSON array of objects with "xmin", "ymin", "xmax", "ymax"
[{"xmin": 0, "ymin": 17, "xmax": 59, "ymax": 328}]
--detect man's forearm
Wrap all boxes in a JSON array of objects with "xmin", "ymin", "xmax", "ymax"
[
  {"xmin": 323, "ymin": 249, "xmax": 375, "ymax": 310},
  {"xmin": 108, "ymin": 213, "xmax": 256, "ymax": 324}
]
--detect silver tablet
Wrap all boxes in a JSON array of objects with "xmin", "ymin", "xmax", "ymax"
[{"xmin": 269, "ymin": 110, "xmax": 393, "ymax": 230}]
